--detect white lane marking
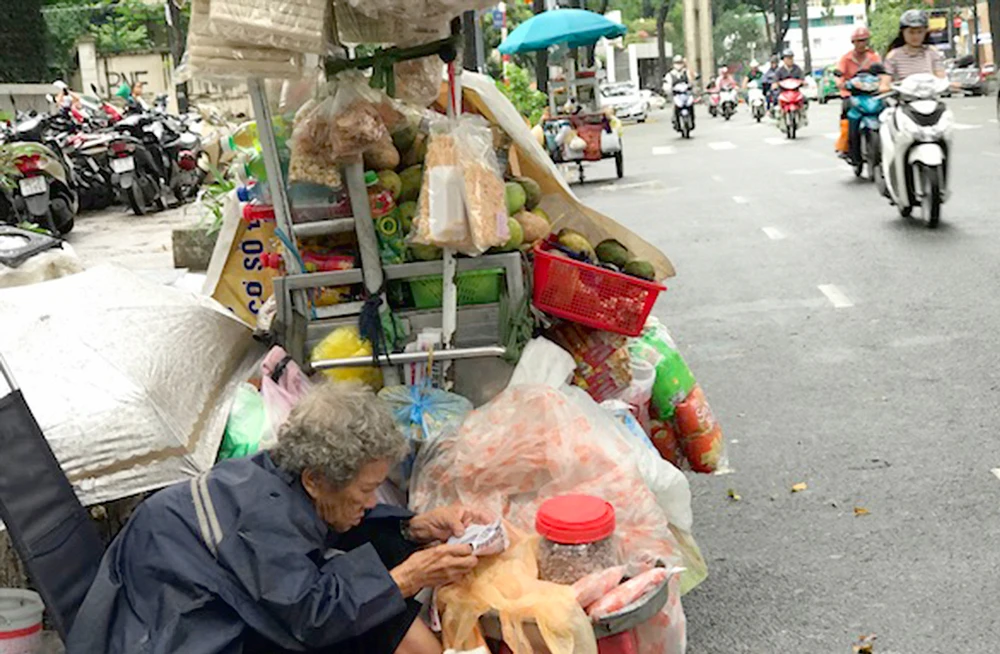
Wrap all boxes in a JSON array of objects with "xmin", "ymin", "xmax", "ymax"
[
  {"xmin": 982, "ymin": 151, "xmax": 1000, "ymax": 158},
  {"xmin": 652, "ymin": 145, "xmax": 676, "ymax": 156},
  {"xmin": 764, "ymin": 137, "xmax": 788, "ymax": 145},
  {"xmin": 732, "ymin": 195, "xmax": 749, "ymax": 204},
  {"xmin": 761, "ymin": 226, "xmax": 786, "ymax": 240},
  {"xmin": 708, "ymin": 141, "xmax": 737, "ymax": 150},
  {"xmin": 711, "ymin": 174, "xmax": 724, "ymax": 182},
  {"xmin": 788, "ymin": 166, "xmax": 842, "ymax": 175},
  {"xmin": 989, "ymin": 118, "xmax": 998, "ymax": 124},
  {"xmin": 596, "ymin": 180, "xmax": 662, "ymax": 191},
  {"xmin": 818, "ymin": 284, "xmax": 854, "ymax": 308},
  {"xmin": 953, "ymin": 122, "xmax": 983, "ymax": 131},
  {"xmin": 824, "ymin": 132, "xmax": 839, "ymax": 140}
]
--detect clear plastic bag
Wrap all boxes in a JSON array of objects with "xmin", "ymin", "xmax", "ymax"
[
  {"xmin": 219, "ymin": 382, "xmax": 270, "ymax": 460},
  {"xmin": 395, "ymin": 55, "xmax": 444, "ymax": 108},
  {"xmin": 206, "ymin": 0, "xmax": 330, "ymax": 54},
  {"xmin": 436, "ymin": 525, "xmax": 597, "ymax": 654},
  {"xmin": 260, "ymin": 345, "xmax": 313, "ymax": 444}
]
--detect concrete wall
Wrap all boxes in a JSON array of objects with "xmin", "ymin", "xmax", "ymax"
[{"xmin": 0, "ymin": 84, "xmax": 59, "ymax": 115}]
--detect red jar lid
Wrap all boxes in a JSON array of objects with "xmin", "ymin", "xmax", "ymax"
[{"xmin": 535, "ymin": 494, "xmax": 616, "ymax": 544}]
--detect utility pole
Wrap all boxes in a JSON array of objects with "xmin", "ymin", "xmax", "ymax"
[
  {"xmin": 972, "ymin": 0, "xmax": 981, "ymax": 65},
  {"xmin": 165, "ymin": 0, "xmax": 189, "ymax": 112},
  {"xmin": 991, "ymin": 0, "xmax": 1000, "ymax": 67},
  {"xmin": 798, "ymin": 0, "xmax": 811, "ymax": 74},
  {"xmin": 532, "ymin": 0, "xmax": 549, "ymax": 93}
]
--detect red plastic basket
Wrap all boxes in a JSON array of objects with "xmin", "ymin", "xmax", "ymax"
[{"xmin": 532, "ymin": 241, "xmax": 666, "ymax": 337}]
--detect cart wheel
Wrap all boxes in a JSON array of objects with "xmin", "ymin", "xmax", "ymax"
[
  {"xmin": 615, "ymin": 151, "xmax": 624, "ymax": 179},
  {"xmin": 578, "ymin": 162, "xmax": 585, "ymax": 184}
]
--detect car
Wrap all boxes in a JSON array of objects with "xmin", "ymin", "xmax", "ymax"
[
  {"xmin": 802, "ymin": 75, "xmax": 819, "ymax": 101},
  {"xmin": 638, "ymin": 89, "xmax": 667, "ymax": 111},
  {"xmin": 599, "ymin": 83, "xmax": 649, "ymax": 122},
  {"xmin": 948, "ymin": 55, "xmax": 989, "ymax": 96}
]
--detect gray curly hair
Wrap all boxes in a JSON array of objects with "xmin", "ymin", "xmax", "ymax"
[{"xmin": 269, "ymin": 381, "xmax": 406, "ymax": 488}]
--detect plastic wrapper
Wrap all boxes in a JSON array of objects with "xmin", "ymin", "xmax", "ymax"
[
  {"xmin": 630, "ymin": 318, "xmax": 696, "ymax": 420},
  {"xmin": 436, "ymin": 526, "xmax": 597, "ymax": 654},
  {"xmin": 260, "ymin": 345, "xmax": 313, "ymax": 444},
  {"xmin": 448, "ymin": 519, "xmax": 509, "ymax": 556},
  {"xmin": 346, "ymin": 0, "xmax": 498, "ymax": 26},
  {"xmin": 674, "ymin": 386, "xmax": 726, "ymax": 474},
  {"xmin": 571, "ymin": 566, "xmax": 626, "ymax": 608},
  {"xmin": 310, "ymin": 326, "xmax": 382, "ymax": 388},
  {"xmin": 395, "ymin": 55, "xmax": 444, "ymax": 108},
  {"xmin": 219, "ymin": 382, "xmax": 270, "ymax": 460},
  {"xmin": 411, "ymin": 117, "xmax": 509, "ymax": 256},
  {"xmin": 207, "ymin": 0, "xmax": 329, "ymax": 54},
  {"xmin": 649, "ymin": 419, "xmax": 684, "ymax": 468},
  {"xmin": 507, "ymin": 337, "xmax": 577, "ymax": 389},
  {"xmin": 586, "ymin": 568, "xmax": 671, "ymax": 619},
  {"xmin": 548, "ymin": 323, "xmax": 632, "ymax": 403}
]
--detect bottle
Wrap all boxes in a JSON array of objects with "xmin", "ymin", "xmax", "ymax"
[
  {"xmin": 243, "ymin": 152, "xmax": 268, "ymax": 185},
  {"xmin": 236, "ymin": 182, "xmax": 269, "ymax": 204},
  {"xmin": 227, "ymin": 121, "xmax": 260, "ymax": 151},
  {"xmin": 365, "ymin": 171, "xmax": 406, "ymax": 265}
]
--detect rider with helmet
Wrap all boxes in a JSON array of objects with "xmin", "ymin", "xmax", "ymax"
[
  {"xmin": 716, "ymin": 66, "xmax": 738, "ymax": 90},
  {"xmin": 664, "ymin": 55, "xmax": 697, "ymax": 128},
  {"xmin": 743, "ymin": 60, "xmax": 763, "ymax": 89},
  {"xmin": 761, "ymin": 55, "xmax": 780, "ymax": 110},
  {"xmin": 774, "ymin": 48, "xmax": 807, "ymax": 124},
  {"xmin": 835, "ymin": 27, "xmax": 881, "ymax": 162},
  {"xmin": 880, "ymin": 9, "xmax": 945, "ymax": 90}
]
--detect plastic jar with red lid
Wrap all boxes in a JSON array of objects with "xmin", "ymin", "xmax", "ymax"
[{"xmin": 535, "ymin": 494, "xmax": 620, "ymax": 584}]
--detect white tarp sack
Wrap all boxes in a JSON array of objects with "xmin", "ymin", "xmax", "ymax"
[{"xmin": 0, "ymin": 265, "xmax": 260, "ymax": 506}]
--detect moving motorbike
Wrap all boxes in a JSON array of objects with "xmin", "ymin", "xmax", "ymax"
[
  {"xmin": 706, "ymin": 86, "xmax": 721, "ymax": 117},
  {"xmin": 777, "ymin": 78, "xmax": 806, "ymax": 139},
  {"xmin": 747, "ymin": 81, "xmax": 765, "ymax": 122},
  {"xmin": 877, "ymin": 74, "xmax": 953, "ymax": 227},
  {"xmin": 842, "ymin": 69, "xmax": 886, "ymax": 181},
  {"xmin": 671, "ymin": 82, "xmax": 695, "ymax": 139},
  {"xmin": 720, "ymin": 87, "xmax": 738, "ymax": 120}
]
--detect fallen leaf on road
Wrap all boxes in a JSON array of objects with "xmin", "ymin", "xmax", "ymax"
[
  {"xmin": 853, "ymin": 633, "xmax": 876, "ymax": 653},
  {"xmin": 854, "ymin": 506, "xmax": 870, "ymax": 517},
  {"xmin": 727, "ymin": 488, "xmax": 741, "ymax": 502},
  {"xmin": 791, "ymin": 482, "xmax": 808, "ymax": 493}
]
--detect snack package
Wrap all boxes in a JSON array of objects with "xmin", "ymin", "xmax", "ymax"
[
  {"xmin": 649, "ymin": 419, "xmax": 685, "ymax": 468},
  {"xmin": 548, "ymin": 323, "xmax": 632, "ymax": 403},
  {"xmin": 586, "ymin": 567, "xmax": 672, "ymax": 620},
  {"xmin": 674, "ymin": 385, "xmax": 726, "ymax": 474},
  {"xmin": 395, "ymin": 54, "xmax": 444, "ymax": 108},
  {"xmin": 630, "ymin": 318, "xmax": 696, "ymax": 420},
  {"xmin": 447, "ymin": 519, "xmax": 509, "ymax": 556},
  {"xmin": 571, "ymin": 566, "xmax": 627, "ymax": 608}
]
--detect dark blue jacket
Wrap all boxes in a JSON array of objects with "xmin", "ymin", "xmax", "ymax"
[{"xmin": 67, "ymin": 453, "xmax": 412, "ymax": 654}]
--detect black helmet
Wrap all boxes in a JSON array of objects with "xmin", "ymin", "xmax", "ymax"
[{"xmin": 900, "ymin": 9, "xmax": 928, "ymax": 28}]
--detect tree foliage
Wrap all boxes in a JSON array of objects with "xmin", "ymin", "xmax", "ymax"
[
  {"xmin": 496, "ymin": 63, "xmax": 548, "ymax": 124},
  {"xmin": 714, "ymin": 5, "xmax": 765, "ymax": 68},
  {"xmin": 0, "ymin": 0, "xmax": 49, "ymax": 83},
  {"xmin": 482, "ymin": 2, "xmax": 536, "ymax": 79},
  {"xmin": 868, "ymin": 0, "xmax": 926, "ymax": 54}
]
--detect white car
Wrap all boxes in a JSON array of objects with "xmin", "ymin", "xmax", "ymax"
[
  {"xmin": 802, "ymin": 76, "xmax": 819, "ymax": 101},
  {"xmin": 599, "ymin": 83, "xmax": 648, "ymax": 122},
  {"xmin": 639, "ymin": 89, "xmax": 667, "ymax": 111}
]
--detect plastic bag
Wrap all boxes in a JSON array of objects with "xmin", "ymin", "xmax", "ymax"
[
  {"xmin": 549, "ymin": 323, "xmax": 632, "ymax": 403},
  {"xmin": 447, "ymin": 519, "xmax": 508, "ymax": 556},
  {"xmin": 571, "ymin": 566, "xmax": 626, "ymax": 607},
  {"xmin": 507, "ymin": 337, "xmax": 577, "ymax": 389},
  {"xmin": 630, "ymin": 318, "xmax": 695, "ymax": 420},
  {"xmin": 395, "ymin": 55, "xmax": 444, "ymax": 108},
  {"xmin": 311, "ymin": 326, "xmax": 382, "ymax": 389},
  {"xmin": 436, "ymin": 525, "xmax": 597, "ymax": 654},
  {"xmin": 219, "ymin": 383, "xmax": 269, "ymax": 460},
  {"xmin": 206, "ymin": 0, "xmax": 329, "ymax": 54},
  {"xmin": 586, "ymin": 567, "xmax": 671, "ymax": 619},
  {"xmin": 260, "ymin": 346, "xmax": 313, "ymax": 444},
  {"xmin": 674, "ymin": 386, "xmax": 726, "ymax": 474}
]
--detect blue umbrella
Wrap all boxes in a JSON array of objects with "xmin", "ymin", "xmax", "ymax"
[{"xmin": 498, "ymin": 8, "xmax": 628, "ymax": 55}]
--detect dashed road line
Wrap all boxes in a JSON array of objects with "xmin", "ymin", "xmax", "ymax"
[
  {"xmin": 787, "ymin": 166, "xmax": 842, "ymax": 175},
  {"xmin": 708, "ymin": 141, "xmax": 737, "ymax": 150},
  {"xmin": 764, "ymin": 137, "xmax": 789, "ymax": 145},
  {"xmin": 761, "ymin": 226, "xmax": 786, "ymax": 240},
  {"xmin": 824, "ymin": 132, "xmax": 839, "ymax": 140},
  {"xmin": 595, "ymin": 180, "xmax": 663, "ymax": 192},
  {"xmin": 711, "ymin": 174, "xmax": 724, "ymax": 182},
  {"xmin": 732, "ymin": 195, "xmax": 749, "ymax": 204},
  {"xmin": 982, "ymin": 151, "xmax": 1000, "ymax": 158},
  {"xmin": 818, "ymin": 284, "xmax": 854, "ymax": 308},
  {"xmin": 953, "ymin": 123, "xmax": 983, "ymax": 131},
  {"xmin": 652, "ymin": 145, "xmax": 676, "ymax": 156}
]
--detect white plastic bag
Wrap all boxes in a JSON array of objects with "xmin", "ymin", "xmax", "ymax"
[
  {"xmin": 507, "ymin": 337, "xmax": 577, "ymax": 389},
  {"xmin": 600, "ymin": 129, "xmax": 622, "ymax": 153}
]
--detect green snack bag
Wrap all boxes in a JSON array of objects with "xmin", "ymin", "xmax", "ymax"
[
  {"xmin": 219, "ymin": 383, "xmax": 267, "ymax": 460},
  {"xmin": 632, "ymin": 320, "xmax": 696, "ymax": 419}
]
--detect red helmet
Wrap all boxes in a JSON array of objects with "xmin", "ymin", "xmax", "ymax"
[{"xmin": 851, "ymin": 26, "xmax": 871, "ymax": 42}]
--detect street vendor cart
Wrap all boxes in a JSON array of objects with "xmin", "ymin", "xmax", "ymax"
[{"xmin": 499, "ymin": 9, "xmax": 628, "ymax": 183}]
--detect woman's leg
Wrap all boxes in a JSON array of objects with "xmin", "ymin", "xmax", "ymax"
[{"xmin": 395, "ymin": 618, "xmax": 443, "ymax": 654}]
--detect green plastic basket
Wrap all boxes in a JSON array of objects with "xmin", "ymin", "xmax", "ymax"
[{"xmin": 408, "ymin": 268, "xmax": 504, "ymax": 309}]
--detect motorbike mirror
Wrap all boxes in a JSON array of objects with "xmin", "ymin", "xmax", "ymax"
[
  {"xmin": 91, "ymin": 83, "xmax": 100, "ymax": 96},
  {"xmin": 833, "ymin": 70, "xmax": 843, "ymax": 77},
  {"xmin": 45, "ymin": 93, "xmax": 55, "ymax": 103}
]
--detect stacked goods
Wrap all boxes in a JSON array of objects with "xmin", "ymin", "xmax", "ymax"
[{"xmin": 548, "ymin": 323, "xmax": 632, "ymax": 403}]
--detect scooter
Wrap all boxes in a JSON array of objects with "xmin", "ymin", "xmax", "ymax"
[
  {"xmin": 777, "ymin": 78, "xmax": 806, "ymax": 139},
  {"xmin": 842, "ymin": 69, "xmax": 886, "ymax": 181},
  {"xmin": 878, "ymin": 74, "xmax": 953, "ymax": 228},
  {"xmin": 747, "ymin": 80, "xmax": 765, "ymax": 122},
  {"xmin": 671, "ymin": 82, "xmax": 695, "ymax": 139},
  {"xmin": 706, "ymin": 86, "xmax": 721, "ymax": 117},
  {"xmin": 720, "ymin": 87, "xmax": 738, "ymax": 121},
  {"xmin": 2, "ymin": 141, "xmax": 77, "ymax": 235}
]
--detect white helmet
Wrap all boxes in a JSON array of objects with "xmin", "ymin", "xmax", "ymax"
[
  {"xmin": 750, "ymin": 60, "xmax": 760, "ymax": 68},
  {"xmin": 673, "ymin": 54, "xmax": 683, "ymax": 64},
  {"xmin": 53, "ymin": 80, "xmax": 68, "ymax": 91}
]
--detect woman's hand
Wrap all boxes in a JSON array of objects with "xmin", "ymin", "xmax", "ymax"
[
  {"xmin": 389, "ymin": 543, "xmax": 479, "ymax": 597},
  {"xmin": 407, "ymin": 505, "xmax": 494, "ymax": 544}
]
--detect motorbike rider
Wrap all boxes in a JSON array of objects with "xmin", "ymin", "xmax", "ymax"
[
  {"xmin": 879, "ymin": 9, "xmax": 945, "ymax": 92},
  {"xmin": 774, "ymin": 48, "xmax": 808, "ymax": 124},
  {"xmin": 835, "ymin": 27, "xmax": 881, "ymax": 163},
  {"xmin": 743, "ymin": 60, "xmax": 763, "ymax": 90},
  {"xmin": 716, "ymin": 66, "xmax": 738, "ymax": 90},
  {"xmin": 761, "ymin": 55, "xmax": 780, "ymax": 111},
  {"xmin": 664, "ymin": 55, "xmax": 696, "ymax": 128},
  {"xmin": 53, "ymin": 80, "xmax": 81, "ymax": 113}
]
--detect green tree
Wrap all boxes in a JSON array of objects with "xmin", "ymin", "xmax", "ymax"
[
  {"xmin": 0, "ymin": 0, "xmax": 49, "ymax": 82},
  {"xmin": 713, "ymin": 5, "xmax": 764, "ymax": 68},
  {"xmin": 868, "ymin": 0, "xmax": 926, "ymax": 54},
  {"xmin": 482, "ymin": 3, "xmax": 536, "ymax": 79},
  {"xmin": 496, "ymin": 62, "xmax": 548, "ymax": 123}
]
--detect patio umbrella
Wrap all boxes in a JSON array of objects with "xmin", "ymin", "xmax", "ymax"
[
  {"xmin": 498, "ymin": 8, "xmax": 627, "ymax": 55},
  {"xmin": 0, "ymin": 264, "xmax": 260, "ymax": 507}
]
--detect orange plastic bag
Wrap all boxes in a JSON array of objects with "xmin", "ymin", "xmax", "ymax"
[{"xmin": 437, "ymin": 526, "xmax": 597, "ymax": 654}]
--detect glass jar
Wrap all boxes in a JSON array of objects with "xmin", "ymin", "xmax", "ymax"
[{"xmin": 535, "ymin": 494, "xmax": 620, "ymax": 585}]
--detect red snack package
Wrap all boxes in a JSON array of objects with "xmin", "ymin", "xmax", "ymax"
[
  {"xmin": 571, "ymin": 565, "xmax": 627, "ymax": 608},
  {"xmin": 680, "ymin": 424, "xmax": 724, "ymax": 474},
  {"xmin": 674, "ymin": 385, "xmax": 714, "ymax": 436},
  {"xmin": 585, "ymin": 567, "xmax": 670, "ymax": 619},
  {"xmin": 648, "ymin": 420, "xmax": 684, "ymax": 468}
]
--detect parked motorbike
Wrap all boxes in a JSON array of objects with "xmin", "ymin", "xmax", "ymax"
[
  {"xmin": 672, "ymin": 82, "xmax": 695, "ymax": 139},
  {"xmin": 842, "ymin": 69, "xmax": 886, "ymax": 181},
  {"xmin": 63, "ymin": 130, "xmax": 118, "ymax": 211},
  {"xmin": 706, "ymin": 86, "xmax": 721, "ymax": 117},
  {"xmin": 777, "ymin": 78, "xmax": 806, "ymax": 139},
  {"xmin": 720, "ymin": 87, "xmax": 738, "ymax": 121},
  {"xmin": 1, "ymin": 141, "xmax": 78, "ymax": 235},
  {"xmin": 878, "ymin": 74, "xmax": 953, "ymax": 228},
  {"xmin": 747, "ymin": 80, "xmax": 765, "ymax": 122}
]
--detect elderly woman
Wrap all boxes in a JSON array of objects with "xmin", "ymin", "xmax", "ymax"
[{"xmin": 68, "ymin": 382, "xmax": 484, "ymax": 654}]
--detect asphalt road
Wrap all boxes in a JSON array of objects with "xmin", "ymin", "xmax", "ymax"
[{"xmin": 574, "ymin": 97, "xmax": 1000, "ymax": 654}]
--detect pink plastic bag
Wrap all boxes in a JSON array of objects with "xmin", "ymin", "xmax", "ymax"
[
  {"xmin": 260, "ymin": 346, "xmax": 313, "ymax": 442},
  {"xmin": 586, "ymin": 568, "xmax": 670, "ymax": 620},
  {"xmin": 572, "ymin": 566, "xmax": 626, "ymax": 608}
]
